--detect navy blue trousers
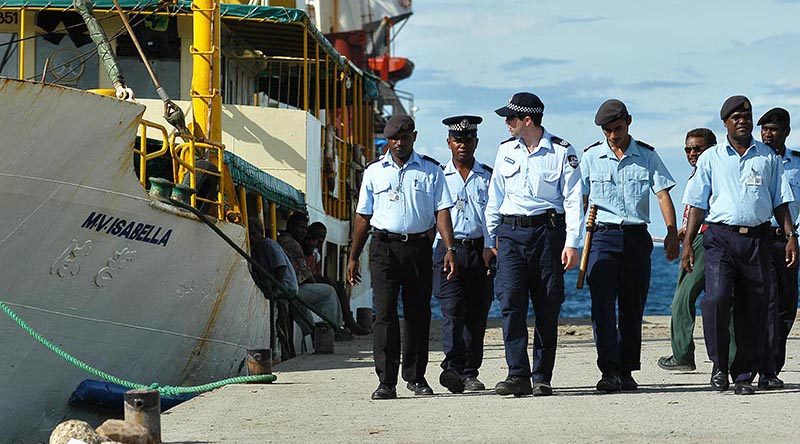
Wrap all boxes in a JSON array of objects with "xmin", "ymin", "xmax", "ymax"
[
  {"xmin": 433, "ymin": 241, "xmax": 493, "ymax": 379},
  {"xmin": 702, "ymin": 225, "xmax": 770, "ymax": 382},
  {"xmin": 761, "ymin": 236, "xmax": 799, "ymax": 377},
  {"xmin": 495, "ymin": 221, "xmax": 565, "ymax": 382},
  {"xmin": 587, "ymin": 228, "xmax": 652, "ymax": 376}
]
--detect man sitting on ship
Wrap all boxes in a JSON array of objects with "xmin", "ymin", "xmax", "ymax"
[{"xmin": 278, "ymin": 212, "xmax": 347, "ymax": 340}]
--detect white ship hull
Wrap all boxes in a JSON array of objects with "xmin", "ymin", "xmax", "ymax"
[{"xmin": 0, "ymin": 79, "xmax": 271, "ymax": 442}]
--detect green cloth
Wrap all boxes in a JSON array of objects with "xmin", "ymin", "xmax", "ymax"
[
  {"xmin": 224, "ymin": 151, "xmax": 305, "ymax": 212},
  {"xmin": 669, "ymin": 233, "xmax": 736, "ymax": 364}
]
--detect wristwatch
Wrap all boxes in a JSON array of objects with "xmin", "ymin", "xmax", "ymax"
[{"xmin": 446, "ymin": 246, "xmax": 457, "ymax": 253}]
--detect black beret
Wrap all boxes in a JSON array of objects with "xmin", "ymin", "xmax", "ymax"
[
  {"xmin": 757, "ymin": 107, "xmax": 790, "ymax": 126},
  {"xmin": 495, "ymin": 92, "xmax": 544, "ymax": 117},
  {"xmin": 720, "ymin": 95, "xmax": 751, "ymax": 121},
  {"xmin": 594, "ymin": 99, "xmax": 629, "ymax": 126},
  {"xmin": 442, "ymin": 115, "xmax": 482, "ymax": 137},
  {"xmin": 383, "ymin": 114, "xmax": 415, "ymax": 139}
]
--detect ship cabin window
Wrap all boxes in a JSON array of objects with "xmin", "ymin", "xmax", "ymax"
[
  {"xmin": 0, "ymin": 33, "xmax": 18, "ymax": 77},
  {"xmin": 33, "ymin": 11, "xmax": 99, "ymax": 89},
  {"xmin": 116, "ymin": 15, "xmax": 180, "ymax": 100},
  {"xmin": 222, "ymin": 54, "xmax": 258, "ymax": 106}
]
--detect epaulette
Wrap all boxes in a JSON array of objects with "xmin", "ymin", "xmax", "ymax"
[
  {"xmin": 366, "ymin": 156, "xmax": 383, "ymax": 167},
  {"xmin": 636, "ymin": 140, "xmax": 655, "ymax": 150},
  {"xmin": 482, "ymin": 163, "xmax": 493, "ymax": 174},
  {"xmin": 791, "ymin": 150, "xmax": 800, "ymax": 157},
  {"xmin": 584, "ymin": 141, "xmax": 602, "ymax": 152},
  {"xmin": 550, "ymin": 135, "xmax": 571, "ymax": 148},
  {"xmin": 421, "ymin": 154, "xmax": 441, "ymax": 166},
  {"xmin": 501, "ymin": 136, "xmax": 516, "ymax": 144}
]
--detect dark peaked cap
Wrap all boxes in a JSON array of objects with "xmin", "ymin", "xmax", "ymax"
[
  {"xmin": 720, "ymin": 95, "xmax": 751, "ymax": 121},
  {"xmin": 757, "ymin": 107, "xmax": 790, "ymax": 126},
  {"xmin": 594, "ymin": 99, "xmax": 629, "ymax": 126},
  {"xmin": 495, "ymin": 92, "xmax": 544, "ymax": 117},
  {"xmin": 442, "ymin": 115, "xmax": 482, "ymax": 137},
  {"xmin": 383, "ymin": 114, "xmax": 415, "ymax": 138}
]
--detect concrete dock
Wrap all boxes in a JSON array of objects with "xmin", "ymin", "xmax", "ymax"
[{"xmin": 162, "ymin": 317, "xmax": 800, "ymax": 443}]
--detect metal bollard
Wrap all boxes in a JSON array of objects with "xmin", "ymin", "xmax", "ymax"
[
  {"xmin": 124, "ymin": 389, "xmax": 161, "ymax": 444},
  {"xmin": 356, "ymin": 307, "xmax": 373, "ymax": 333},
  {"xmin": 313, "ymin": 322, "xmax": 334, "ymax": 354},
  {"xmin": 246, "ymin": 348, "xmax": 273, "ymax": 381}
]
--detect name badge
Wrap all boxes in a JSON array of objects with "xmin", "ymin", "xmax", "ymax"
[
  {"xmin": 746, "ymin": 169, "xmax": 763, "ymax": 186},
  {"xmin": 455, "ymin": 198, "xmax": 466, "ymax": 211},
  {"xmin": 388, "ymin": 190, "xmax": 401, "ymax": 202}
]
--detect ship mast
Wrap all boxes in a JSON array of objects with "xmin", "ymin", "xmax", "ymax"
[{"xmin": 191, "ymin": 0, "xmax": 222, "ymax": 143}]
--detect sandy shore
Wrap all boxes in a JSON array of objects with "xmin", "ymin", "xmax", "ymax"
[{"xmin": 162, "ymin": 316, "xmax": 800, "ymax": 443}]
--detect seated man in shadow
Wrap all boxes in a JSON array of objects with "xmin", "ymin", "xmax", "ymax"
[{"xmin": 278, "ymin": 212, "xmax": 346, "ymax": 338}]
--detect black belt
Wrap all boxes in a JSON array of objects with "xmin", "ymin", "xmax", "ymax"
[
  {"xmin": 455, "ymin": 237, "xmax": 484, "ymax": 248},
  {"xmin": 594, "ymin": 224, "xmax": 647, "ymax": 232},
  {"xmin": 771, "ymin": 227, "xmax": 787, "ymax": 240},
  {"xmin": 502, "ymin": 211, "xmax": 563, "ymax": 228},
  {"xmin": 708, "ymin": 222, "xmax": 770, "ymax": 236},
  {"xmin": 370, "ymin": 229, "xmax": 429, "ymax": 242}
]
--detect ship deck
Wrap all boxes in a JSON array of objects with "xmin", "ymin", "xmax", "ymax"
[{"xmin": 161, "ymin": 316, "xmax": 800, "ymax": 443}]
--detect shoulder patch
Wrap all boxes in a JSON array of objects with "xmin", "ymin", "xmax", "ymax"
[
  {"xmin": 421, "ymin": 154, "xmax": 441, "ymax": 166},
  {"xmin": 501, "ymin": 136, "xmax": 516, "ymax": 144},
  {"xmin": 482, "ymin": 163, "xmax": 493, "ymax": 174},
  {"xmin": 584, "ymin": 141, "xmax": 602, "ymax": 152},
  {"xmin": 440, "ymin": 163, "xmax": 446, "ymax": 170},
  {"xmin": 567, "ymin": 154, "xmax": 579, "ymax": 169},
  {"xmin": 550, "ymin": 135, "xmax": 571, "ymax": 148},
  {"xmin": 636, "ymin": 140, "xmax": 655, "ymax": 151}
]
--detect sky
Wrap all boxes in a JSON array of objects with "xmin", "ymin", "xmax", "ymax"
[{"xmin": 391, "ymin": 0, "xmax": 800, "ymax": 236}]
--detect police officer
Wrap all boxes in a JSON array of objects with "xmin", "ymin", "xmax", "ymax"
[
  {"xmin": 582, "ymin": 99, "xmax": 679, "ymax": 393},
  {"xmin": 658, "ymin": 128, "xmax": 717, "ymax": 371},
  {"xmin": 348, "ymin": 114, "xmax": 458, "ymax": 400},
  {"xmin": 485, "ymin": 92, "xmax": 582, "ymax": 397},
  {"xmin": 682, "ymin": 96, "xmax": 797, "ymax": 395},
  {"xmin": 757, "ymin": 107, "xmax": 800, "ymax": 389},
  {"xmin": 434, "ymin": 115, "xmax": 494, "ymax": 394}
]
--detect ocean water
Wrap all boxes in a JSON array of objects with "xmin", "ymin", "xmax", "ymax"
[{"xmin": 430, "ymin": 246, "xmax": 681, "ymax": 320}]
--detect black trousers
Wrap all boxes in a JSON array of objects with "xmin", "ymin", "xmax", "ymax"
[
  {"xmin": 761, "ymin": 236, "xmax": 799, "ymax": 377},
  {"xmin": 433, "ymin": 241, "xmax": 493, "ymax": 379},
  {"xmin": 369, "ymin": 236, "xmax": 433, "ymax": 386},
  {"xmin": 702, "ymin": 225, "xmax": 770, "ymax": 382}
]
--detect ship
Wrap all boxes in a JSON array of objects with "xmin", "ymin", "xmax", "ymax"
[{"xmin": 0, "ymin": 0, "xmax": 415, "ymax": 441}]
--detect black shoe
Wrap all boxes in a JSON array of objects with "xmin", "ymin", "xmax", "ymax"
[
  {"xmin": 371, "ymin": 384, "xmax": 396, "ymax": 400},
  {"xmin": 344, "ymin": 316, "xmax": 369, "ymax": 336},
  {"xmin": 495, "ymin": 376, "xmax": 533, "ymax": 397},
  {"xmin": 657, "ymin": 355, "xmax": 696, "ymax": 371},
  {"xmin": 532, "ymin": 381, "xmax": 553, "ymax": 397},
  {"xmin": 439, "ymin": 370, "xmax": 465, "ymax": 394},
  {"xmin": 334, "ymin": 328, "xmax": 354, "ymax": 341},
  {"xmin": 406, "ymin": 380, "xmax": 434, "ymax": 396},
  {"xmin": 620, "ymin": 373, "xmax": 638, "ymax": 391},
  {"xmin": 596, "ymin": 375, "xmax": 621, "ymax": 393},
  {"xmin": 463, "ymin": 376, "xmax": 485, "ymax": 391},
  {"xmin": 757, "ymin": 376, "xmax": 784, "ymax": 390},
  {"xmin": 734, "ymin": 381, "xmax": 755, "ymax": 395},
  {"xmin": 710, "ymin": 367, "xmax": 729, "ymax": 391}
]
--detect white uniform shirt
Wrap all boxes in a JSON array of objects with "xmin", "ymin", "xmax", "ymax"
[{"xmin": 436, "ymin": 160, "xmax": 493, "ymax": 240}]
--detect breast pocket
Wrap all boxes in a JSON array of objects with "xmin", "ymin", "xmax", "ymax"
[
  {"xmin": 533, "ymin": 169, "xmax": 561, "ymax": 201},
  {"xmin": 499, "ymin": 162, "xmax": 522, "ymax": 193},
  {"xmin": 412, "ymin": 176, "xmax": 433, "ymax": 194},
  {"xmin": 589, "ymin": 171, "xmax": 613, "ymax": 198},
  {"xmin": 372, "ymin": 178, "xmax": 394, "ymax": 210},
  {"xmin": 787, "ymin": 170, "xmax": 800, "ymax": 197},
  {"xmin": 627, "ymin": 168, "xmax": 650, "ymax": 198}
]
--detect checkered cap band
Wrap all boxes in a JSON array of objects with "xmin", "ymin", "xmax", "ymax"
[{"xmin": 507, "ymin": 102, "xmax": 543, "ymax": 115}]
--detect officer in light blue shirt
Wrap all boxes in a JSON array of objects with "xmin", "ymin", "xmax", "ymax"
[
  {"xmin": 433, "ymin": 115, "xmax": 495, "ymax": 394},
  {"xmin": 582, "ymin": 99, "xmax": 679, "ymax": 394},
  {"xmin": 682, "ymin": 96, "xmax": 797, "ymax": 395},
  {"xmin": 485, "ymin": 92, "xmax": 583, "ymax": 397},
  {"xmin": 756, "ymin": 107, "xmax": 800, "ymax": 389},
  {"xmin": 348, "ymin": 114, "xmax": 458, "ymax": 400}
]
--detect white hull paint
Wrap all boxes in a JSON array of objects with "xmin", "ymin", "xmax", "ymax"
[{"xmin": 0, "ymin": 79, "xmax": 271, "ymax": 441}]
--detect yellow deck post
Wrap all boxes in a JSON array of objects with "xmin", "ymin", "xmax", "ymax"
[
  {"xmin": 255, "ymin": 195, "xmax": 265, "ymax": 237},
  {"xmin": 17, "ymin": 8, "xmax": 26, "ymax": 79},
  {"xmin": 238, "ymin": 186, "xmax": 249, "ymax": 247},
  {"xmin": 303, "ymin": 26, "xmax": 309, "ymax": 111},
  {"xmin": 269, "ymin": 202, "xmax": 278, "ymax": 240}
]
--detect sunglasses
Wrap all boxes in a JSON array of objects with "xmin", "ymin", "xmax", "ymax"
[{"xmin": 684, "ymin": 146, "xmax": 706, "ymax": 153}]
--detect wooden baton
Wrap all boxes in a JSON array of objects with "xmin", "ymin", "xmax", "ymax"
[{"xmin": 576, "ymin": 204, "xmax": 598, "ymax": 289}]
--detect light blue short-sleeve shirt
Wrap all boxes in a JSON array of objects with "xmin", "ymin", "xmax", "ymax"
[
  {"xmin": 356, "ymin": 150, "xmax": 453, "ymax": 233},
  {"xmin": 581, "ymin": 138, "xmax": 675, "ymax": 225},
  {"xmin": 435, "ymin": 160, "xmax": 493, "ymax": 240},
  {"xmin": 683, "ymin": 139, "xmax": 793, "ymax": 227},
  {"xmin": 772, "ymin": 149, "xmax": 800, "ymax": 227}
]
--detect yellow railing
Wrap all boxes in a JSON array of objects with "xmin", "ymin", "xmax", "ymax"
[
  {"xmin": 133, "ymin": 120, "xmax": 170, "ymax": 187},
  {"xmin": 171, "ymin": 138, "xmax": 226, "ymax": 220}
]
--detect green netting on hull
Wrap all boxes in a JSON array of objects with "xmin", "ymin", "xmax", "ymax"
[{"xmin": 224, "ymin": 150, "xmax": 305, "ymax": 212}]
